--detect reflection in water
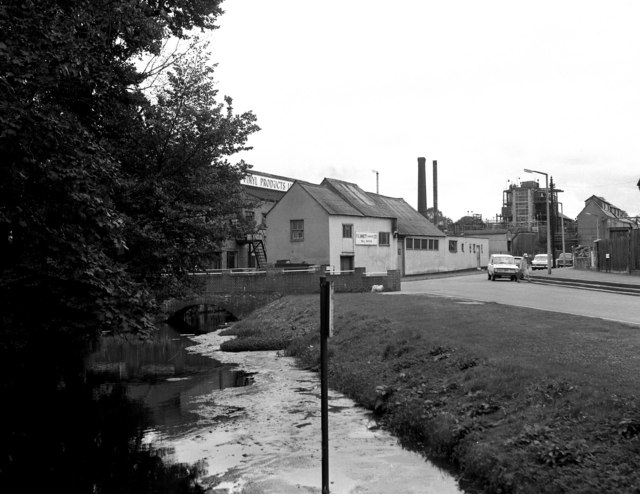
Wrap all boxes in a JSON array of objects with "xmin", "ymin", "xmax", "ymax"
[
  {"xmin": 88, "ymin": 318, "xmax": 251, "ymax": 434},
  {"xmin": 0, "ymin": 347, "xmax": 207, "ymax": 494},
  {"xmin": 183, "ymin": 305, "xmax": 237, "ymax": 334},
  {"xmin": 0, "ymin": 306, "xmax": 245, "ymax": 493}
]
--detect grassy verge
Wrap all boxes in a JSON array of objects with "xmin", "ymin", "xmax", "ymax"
[{"xmin": 220, "ymin": 293, "xmax": 640, "ymax": 493}]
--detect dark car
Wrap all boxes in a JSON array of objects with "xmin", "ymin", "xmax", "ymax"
[
  {"xmin": 556, "ymin": 253, "xmax": 573, "ymax": 267},
  {"xmin": 531, "ymin": 254, "xmax": 550, "ymax": 270}
]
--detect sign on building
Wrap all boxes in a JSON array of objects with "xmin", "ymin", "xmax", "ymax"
[
  {"xmin": 241, "ymin": 173, "xmax": 293, "ymax": 192},
  {"xmin": 355, "ymin": 232, "xmax": 378, "ymax": 245}
]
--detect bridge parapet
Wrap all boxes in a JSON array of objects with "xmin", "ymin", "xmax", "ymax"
[
  {"xmin": 200, "ymin": 266, "xmax": 401, "ymax": 295},
  {"xmin": 162, "ymin": 266, "xmax": 401, "ymax": 319}
]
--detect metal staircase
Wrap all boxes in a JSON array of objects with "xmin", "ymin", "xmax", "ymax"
[{"xmin": 249, "ymin": 239, "xmax": 267, "ymax": 268}]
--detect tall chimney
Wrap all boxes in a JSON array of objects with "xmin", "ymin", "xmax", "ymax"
[
  {"xmin": 432, "ymin": 160, "xmax": 438, "ymax": 227},
  {"xmin": 417, "ymin": 157, "xmax": 427, "ymax": 218}
]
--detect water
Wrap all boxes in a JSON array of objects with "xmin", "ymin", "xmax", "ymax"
[
  {"xmin": 150, "ymin": 328, "xmax": 466, "ymax": 493},
  {"xmin": 87, "ymin": 308, "xmax": 248, "ymax": 435}
]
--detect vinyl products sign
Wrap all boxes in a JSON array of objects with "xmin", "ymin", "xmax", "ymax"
[
  {"xmin": 241, "ymin": 173, "xmax": 293, "ymax": 191},
  {"xmin": 355, "ymin": 232, "xmax": 378, "ymax": 245}
]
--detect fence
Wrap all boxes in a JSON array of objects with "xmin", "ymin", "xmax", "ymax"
[{"xmin": 577, "ymin": 229, "xmax": 640, "ymax": 273}]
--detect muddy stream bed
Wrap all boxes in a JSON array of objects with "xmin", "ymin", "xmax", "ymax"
[{"xmin": 149, "ymin": 329, "xmax": 465, "ymax": 493}]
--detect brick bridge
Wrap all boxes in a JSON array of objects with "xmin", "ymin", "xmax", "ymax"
[{"xmin": 162, "ymin": 267, "xmax": 401, "ymax": 319}]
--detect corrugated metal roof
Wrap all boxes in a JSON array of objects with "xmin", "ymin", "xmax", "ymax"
[
  {"xmin": 299, "ymin": 182, "xmax": 364, "ymax": 216},
  {"xmin": 321, "ymin": 178, "xmax": 386, "ymax": 218},
  {"xmin": 244, "ymin": 186, "xmax": 286, "ymax": 203},
  {"xmin": 322, "ymin": 178, "xmax": 444, "ymax": 237},
  {"xmin": 368, "ymin": 194, "xmax": 445, "ymax": 237}
]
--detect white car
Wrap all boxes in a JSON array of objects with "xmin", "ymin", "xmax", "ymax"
[
  {"xmin": 487, "ymin": 254, "xmax": 519, "ymax": 281},
  {"xmin": 531, "ymin": 254, "xmax": 550, "ymax": 270}
]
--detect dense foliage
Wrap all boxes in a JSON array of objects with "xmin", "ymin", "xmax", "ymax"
[{"xmin": 0, "ymin": 0, "xmax": 258, "ymax": 383}]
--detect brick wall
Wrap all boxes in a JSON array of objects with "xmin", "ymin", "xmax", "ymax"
[{"xmin": 202, "ymin": 266, "xmax": 401, "ymax": 295}]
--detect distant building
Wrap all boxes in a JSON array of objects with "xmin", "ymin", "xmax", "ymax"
[
  {"xmin": 495, "ymin": 178, "xmax": 576, "ymax": 257},
  {"xmin": 576, "ymin": 195, "xmax": 634, "ymax": 245},
  {"xmin": 501, "ymin": 180, "xmax": 561, "ymax": 226},
  {"xmin": 266, "ymin": 178, "xmax": 488, "ymax": 275},
  {"xmin": 212, "ymin": 170, "xmax": 295, "ymax": 270}
]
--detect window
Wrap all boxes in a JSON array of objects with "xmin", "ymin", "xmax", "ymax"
[
  {"xmin": 449, "ymin": 240, "xmax": 458, "ymax": 253},
  {"xmin": 227, "ymin": 251, "xmax": 237, "ymax": 269},
  {"xmin": 342, "ymin": 224, "xmax": 353, "ymax": 238},
  {"xmin": 429, "ymin": 239, "xmax": 439, "ymax": 250},
  {"xmin": 406, "ymin": 238, "xmax": 414, "ymax": 249},
  {"xmin": 211, "ymin": 252, "xmax": 222, "ymax": 270},
  {"xmin": 379, "ymin": 231, "xmax": 390, "ymax": 246},
  {"xmin": 290, "ymin": 219, "xmax": 304, "ymax": 241},
  {"xmin": 462, "ymin": 243, "xmax": 465, "ymax": 252},
  {"xmin": 244, "ymin": 210, "xmax": 255, "ymax": 223}
]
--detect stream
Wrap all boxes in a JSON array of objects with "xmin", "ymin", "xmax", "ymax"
[
  {"xmin": 148, "ymin": 330, "xmax": 465, "ymax": 493},
  {"xmin": 88, "ymin": 305, "xmax": 465, "ymax": 493}
]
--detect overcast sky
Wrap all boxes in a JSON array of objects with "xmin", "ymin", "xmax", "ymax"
[{"xmin": 207, "ymin": 0, "xmax": 640, "ymax": 221}]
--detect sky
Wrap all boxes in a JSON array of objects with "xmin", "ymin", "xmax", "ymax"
[{"xmin": 205, "ymin": 0, "xmax": 640, "ymax": 221}]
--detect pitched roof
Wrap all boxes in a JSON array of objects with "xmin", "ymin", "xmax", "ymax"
[
  {"xmin": 321, "ymin": 178, "xmax": 444, "ymax": 237},
  {"xmin": 298, "ymin": 182, "xmax": 363, "ymax": 216},
  {"xmin": 370, "ymin": 194, "xmax": 445, "ymax": 236}
]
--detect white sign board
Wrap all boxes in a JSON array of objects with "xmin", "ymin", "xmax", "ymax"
[
  {"xmin": 241, "ymin": 173, "xmax": 293, "ymax": 192},
  {"xmin": 355, "ymin": 232, "xmax": 378, "ymax": 245}
]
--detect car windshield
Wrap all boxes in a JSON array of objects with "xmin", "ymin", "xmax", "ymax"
[
  {"xmin": 534, "ymin": 255, "xmax": 547, "ymax": 261},
  {"xmin": 493, "ymin": 256, "xmax": 515, "ymax": 264}
]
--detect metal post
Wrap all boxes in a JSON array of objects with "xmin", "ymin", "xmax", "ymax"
[
  {"xmin": 320, "ymin": 277, "xmax": 332, "ymax": 493},
  {"xmin": 524, "ymin": 168, "xmax": 552, "ymax": 274},
  {"xmin": 544, "ymin": 174, "xmax": 552, "ymax": 274},
  {"xmin": 559, "ymin": 202, "xmax": 566, "ymax": 262}
]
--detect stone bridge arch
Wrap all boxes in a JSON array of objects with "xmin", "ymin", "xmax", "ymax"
[{"xmin": 162, "ymin": 292, "xmax": 282, "ymax": 321}]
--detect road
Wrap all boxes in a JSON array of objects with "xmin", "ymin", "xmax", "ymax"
[{"xmin": 397, "ymin": 272, "xmax": 640, "ymax": 326}]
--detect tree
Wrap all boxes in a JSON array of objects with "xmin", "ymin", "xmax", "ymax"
[
  {"xmin": 115, "ymin": 43, "xmax": 259, "ymax": 295},
  {"xmin": 0, "ymin": 0, "xmax": 256, "ymax": 384},
  {"xmin": 424, "ymin": 207, "xmax": 454, "ymax": 231}
]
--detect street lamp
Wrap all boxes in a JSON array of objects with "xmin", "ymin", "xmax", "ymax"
[{"xmin": 524, "ymin": 168, "xmax": 552, "ymax": 274}]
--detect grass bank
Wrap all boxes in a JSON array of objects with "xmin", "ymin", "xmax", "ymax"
[{"xmin": 220, "ymin": 293, "xmax": 640, "ymax": 493}]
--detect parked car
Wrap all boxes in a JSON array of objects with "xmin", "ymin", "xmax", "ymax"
[
  {"xmin": 556, "ymin": 252, "xmax": 573, "ymax": 267},
  {"xmin": 487, "ymin": 254, "xmax": 519, "ymax": 281},
  {"xmin": 531, "ymin": 254, "xmax": 550, "ymax": 270}
]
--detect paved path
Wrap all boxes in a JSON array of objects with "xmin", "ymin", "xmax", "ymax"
[
  {"xmin": 531, "ymin": 267, "xmax": 640, "ymax": 286},
  {"xmin": 398, "ymin": 271, "xmax": 640, "ymax": 326}
]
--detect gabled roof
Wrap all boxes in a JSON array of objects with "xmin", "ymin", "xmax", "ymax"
[
  {"xmin": 370, "ymin": 194, "xmax": 445, "ymax": 236},
  {"xmin": 584, "ymin": 195, "xmax": 628, "ymax": 218},
  {"xmin": 297, "ymin": 182, "xmax": 363, "ymax": 216},
  {"xmin": 320, "ymin": 178, "xmax": 444, "ymax": 237}
]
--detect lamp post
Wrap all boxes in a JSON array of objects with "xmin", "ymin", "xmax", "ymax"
[
  {"xmin": 558, "ymin": 202, "xmax": 566, "ymax": 264},
  {"xmin": 524, "ymin": 168, "xmax": 552, "ymax": 274}
]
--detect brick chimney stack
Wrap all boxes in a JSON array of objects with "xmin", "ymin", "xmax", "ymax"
[
  {"xmin": 432, "ymin": 160, "xmax": 438, "ymax": 227},
  {"xmin": 417, "ymin": 157, "xmax": 428, "ymax": 218}
]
